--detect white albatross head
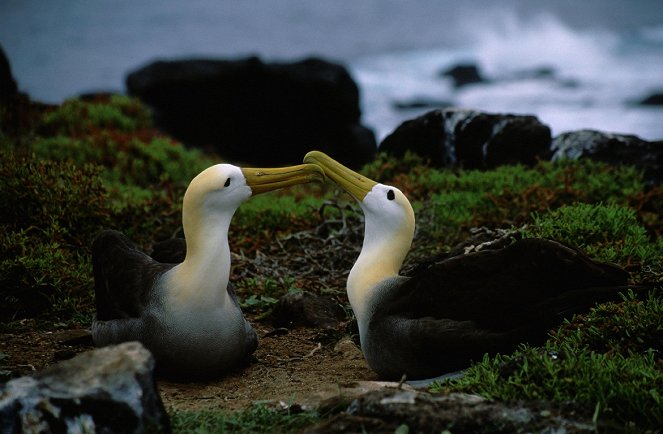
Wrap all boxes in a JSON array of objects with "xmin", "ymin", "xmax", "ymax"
[
  {"xmin": 170, "ymin": 162, "xmax": 324, "ymax": 306},
  {"xmin": 303, "ymin": 151, "xmax": 415, "ymax": 323},
  {"xmin": 183, "ymin": 163, "xmax": 325, "ymax": 226}
]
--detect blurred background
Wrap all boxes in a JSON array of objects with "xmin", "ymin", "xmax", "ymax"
[{"xmin": 1, "ymin": 0, "xmax": 662, "ymax": 141}]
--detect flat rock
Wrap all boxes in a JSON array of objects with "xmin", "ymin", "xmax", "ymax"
[
  {"xmin": 126, "ymin": 56, "xmax": 376, "ymax": 168},
  {"xmin": 379, "ymin": 108, "xmax": 551, "ymax": 169},
  {"xmin": 305, "ymin": 389, "xmax": 602, "ymax": 433},
  {"xmin": 0, "ymin": 341, "xmax": 170, "ymax": 433}
]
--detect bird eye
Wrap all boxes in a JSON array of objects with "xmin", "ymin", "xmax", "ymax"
[
  {"xmin": 224, "ymin": 178, "xmax": 231, "ymax": 187},
  {"xmin": 387, "ymin": 190, "xmax": 395, "ymax": 201}
]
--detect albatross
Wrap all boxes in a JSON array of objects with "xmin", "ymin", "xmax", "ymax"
[
  {"xmin": 92, "ymin": 163, "xmax": 324, "ymax": 378},
  {"xmin": 304, "ymin": 150, "xmax": 635, "ymax": 380}
]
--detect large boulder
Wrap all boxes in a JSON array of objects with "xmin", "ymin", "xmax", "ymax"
[
  {"xmin": 126, "ymin": 56, "xmax": 376, "ymax": 168},
  {"xmin": 638, "ymin": 92, "xmax": 663, "ymax": 106},
  {"xmin": 379, "ymin": 109, "xmax": 552, "ymax": 169},
  {"xmin": 551, "ymin": 129, "xmax": 663, "ymax": 186},
  {"xmin": 0, "ymin": 342, "xmax": 170, "ymax": 433},
  {"xmin": 0, "ymin": 44, "xmax": 18, "ymax": 104},
  {"xmin": 440, "ymin": 63, "xmax": 487, "ymax": 87}
]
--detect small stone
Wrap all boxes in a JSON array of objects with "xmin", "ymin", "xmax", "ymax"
[{"xmin": 270, "ymin": 291, "xmax": 346, "ymax": 329}]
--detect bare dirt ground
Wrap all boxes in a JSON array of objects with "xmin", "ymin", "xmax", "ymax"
[{"xmin": 0, "ymin": 315, "xmax": 377, "ymax": 413}]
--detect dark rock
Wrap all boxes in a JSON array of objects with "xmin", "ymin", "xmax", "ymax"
[
  {"xmin": 440, "ymin": 63, "xmax": 486, "ymax": 87},
  {"xmin": 513, "ymin": 65, "xmax": 556, "ymax": 80},
  {"xmin": 271, "ymin": 291, "xmax": 346, "ymax": 329},
  {"xmin": 0, "ymin": 342, "xmax": 171, "ymax": 433},
  {"xmin": 638, "ymin": 92, "xmax": 663, "ymax": 106},
  {"xmin": 126, "ymin": 56, "xmax": 376, "ymax": 168},
  {"xmin": 0, "ymin": 45, "xmax": 18, "ymax": 103},
  {"xmin": 392, "ymin": 98, "xmax": 453, "ymax": 111},
  {"xmin": 551, "ymin": 129, "xmax": 663, "ymax": 186},
  {"xmin": 379, "ymin": 109, "xmax": 552, "ymax": 169},
  {"xmin": 305, "ymin": 389, "xmax": 604, "ymax": 433}
]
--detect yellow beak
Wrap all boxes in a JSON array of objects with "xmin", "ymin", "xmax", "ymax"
[
  {"xmin": 303, "ymin": 151, "xmax": 377, "ymax": 201},
  {"xmin": 241, "ymin": 164, "xmax": 325, "ymax": 195}
]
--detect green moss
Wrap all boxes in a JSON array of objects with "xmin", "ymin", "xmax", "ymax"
[
  {"xmin": 170, "ymin": 405, "xmax": 320, "ymax": 434},
  {"xmin": 29, "ymin": 135, "xmax": 215, "ymax": 193},
  {"xmin": 523, "ymin": 203, "xmax": 661, "ymax": 269},
  {"xmin": 437, "ymin": 344, "xmax": 662, "ymax": 430},
  {"xmin": 38, "ymin": 95, "xmax": 152, "ymax": 135},
  {"xmin": 0, "ymin": 152, "xmax": 109, "ymax": 320},
  {"xmin": 0, "ymin": 151, "xmax": 110, "ymax": 244},
  {"xmin": 360, "ymin": 156, "xmax": 658, "ymax": 257},
  {"xmin": 431, "ymin": 291, "xmax": 663, "ymax": 430},
  {"xmin": 232, "ymin": 192, "xmax": 324, "ymax": 235},
  {"xmin": 552, "ymin": 290, "xmax": 663, "ymax": 356}
]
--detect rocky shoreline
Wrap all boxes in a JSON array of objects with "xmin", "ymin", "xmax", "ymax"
[{"xmin": 3, "ymin": 45, "xmax": 662, "ymax": 184}]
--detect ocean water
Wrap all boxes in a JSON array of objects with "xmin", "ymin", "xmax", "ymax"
[{"xmin": 1, "ymin": 0, "xmax": 662, "ymax": 141}]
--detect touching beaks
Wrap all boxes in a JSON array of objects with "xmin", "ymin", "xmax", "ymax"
[
  {"xmin": 241, "ymin": 163, "xmax": 325, "ymax": 195},
  {"xmin": 303, "ymin": 151, "xmax": 377, "ymax": 201}
]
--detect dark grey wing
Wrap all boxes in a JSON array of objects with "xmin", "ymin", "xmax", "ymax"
[
  {"xmin": 92, "ymin": 229, "xmax": 174, "ymax": 320},
  {"xmin": 365, "ymin": 238, "xmax": 638, "ymax": 380},
  {"xmin": 150, "ymin": 237, "xmax": 187, "ymax": 263},
  {"xmin": 365, "ymin": 314, "xmax": 532, "ymax": 379},
  {"xmin": 388, "ymin": 238, "xmax": 629, "ymax": 329}
]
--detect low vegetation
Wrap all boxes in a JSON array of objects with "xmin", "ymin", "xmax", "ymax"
[
  {"xmin": 432, "ymin": 291, "xmax": 663, "ymax": 430},
  {"xmin": 171, "ymin": 405, "xmax": 320, "ymax": 434},
  {"xmin": 1, "ymin": 95, "xmax": 661, "ymax": 431}
]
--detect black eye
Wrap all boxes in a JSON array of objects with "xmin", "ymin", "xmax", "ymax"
[
  {"xmin": 387, "ymin": 190, "xmax": 395, "ymax": 201},
  {"xmin": 224, "ymin": 178, "xmax": 231, "ymax": 187}
]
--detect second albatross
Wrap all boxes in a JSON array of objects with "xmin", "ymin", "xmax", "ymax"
[{"xmin": 305, "ymin": 150, "xmax": 635, "ymax": 380}]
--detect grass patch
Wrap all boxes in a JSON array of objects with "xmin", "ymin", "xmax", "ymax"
[
  {"xmin": 551, "ymin": 290, "xmax": 663, "ymax": 357},
  {"xmin": 431, "ymin": 291, "xmax": 663, "ymax": 431},
  {"xmin": 0, "ymin": 152, "xmax": 110, "ymax": 321},
  {"xmin": 38, "ymin": 94, "xmax": 152, "ymax": 135},
  {"xmin": 523, "ymin": 203, "xmax": 662, "ymax": 272},
  {"xmin": 170, "ymin": 405, "xmax": 320, "ymax": 434}
]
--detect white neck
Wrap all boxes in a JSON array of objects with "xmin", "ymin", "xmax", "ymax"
[
  {"xmin": 167, "ymin": 210, "xmax": 234, "ymax": 309},
  {"xmin": 347, "ymin": 208, "xmax": 413, "ymax": 329}
]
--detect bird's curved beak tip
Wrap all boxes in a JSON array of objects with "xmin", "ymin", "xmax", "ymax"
[{"xmin": 302, "ymin": 150, "xmax": 377, "ymax": 201}]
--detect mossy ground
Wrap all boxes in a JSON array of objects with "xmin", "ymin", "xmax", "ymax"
[{"xmin": 1, "ymin": 95, "xmax": 661, "ymax": 432}]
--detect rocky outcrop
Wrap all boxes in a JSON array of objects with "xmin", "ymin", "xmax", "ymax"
[
  {"xmin": 638, "ymin": 92, "xmax": 663, "ymax": 106},
  {"xmin": 440, "ymin": 64, "xmax": 486, "ymax": 87},
  {"xmin": 305, "ymin": 389, "xmax": 603, "ymax": 433},
  {"xmin": 392, "ymin": 98, "xmax": 453, "ymax": 111},
  {"xmin": 126, "ymin": 56, "xmax": 376, "ymax": 168},
  {"xmin": 0, "ymin": 342, "xmax": 170, "ymax": 433},
  {"xmin": 379, "ymin": 108, "xmax": 552, "ymax": 169},
  {"xmin": 551, "ymin": 129, "xmax": 663, "ymax": 186},
  {"xmin": 0, "ymin": 45, "xmax": 18, "ymax": 103}
]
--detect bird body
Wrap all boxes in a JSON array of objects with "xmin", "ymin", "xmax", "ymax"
[
  {"xmin": 92, "ymin": 163, "xmax": 323, "ymax": 378},
  {"xmin": 305, "ymin": 151, "xmax": 632, "ymax": 380}
]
